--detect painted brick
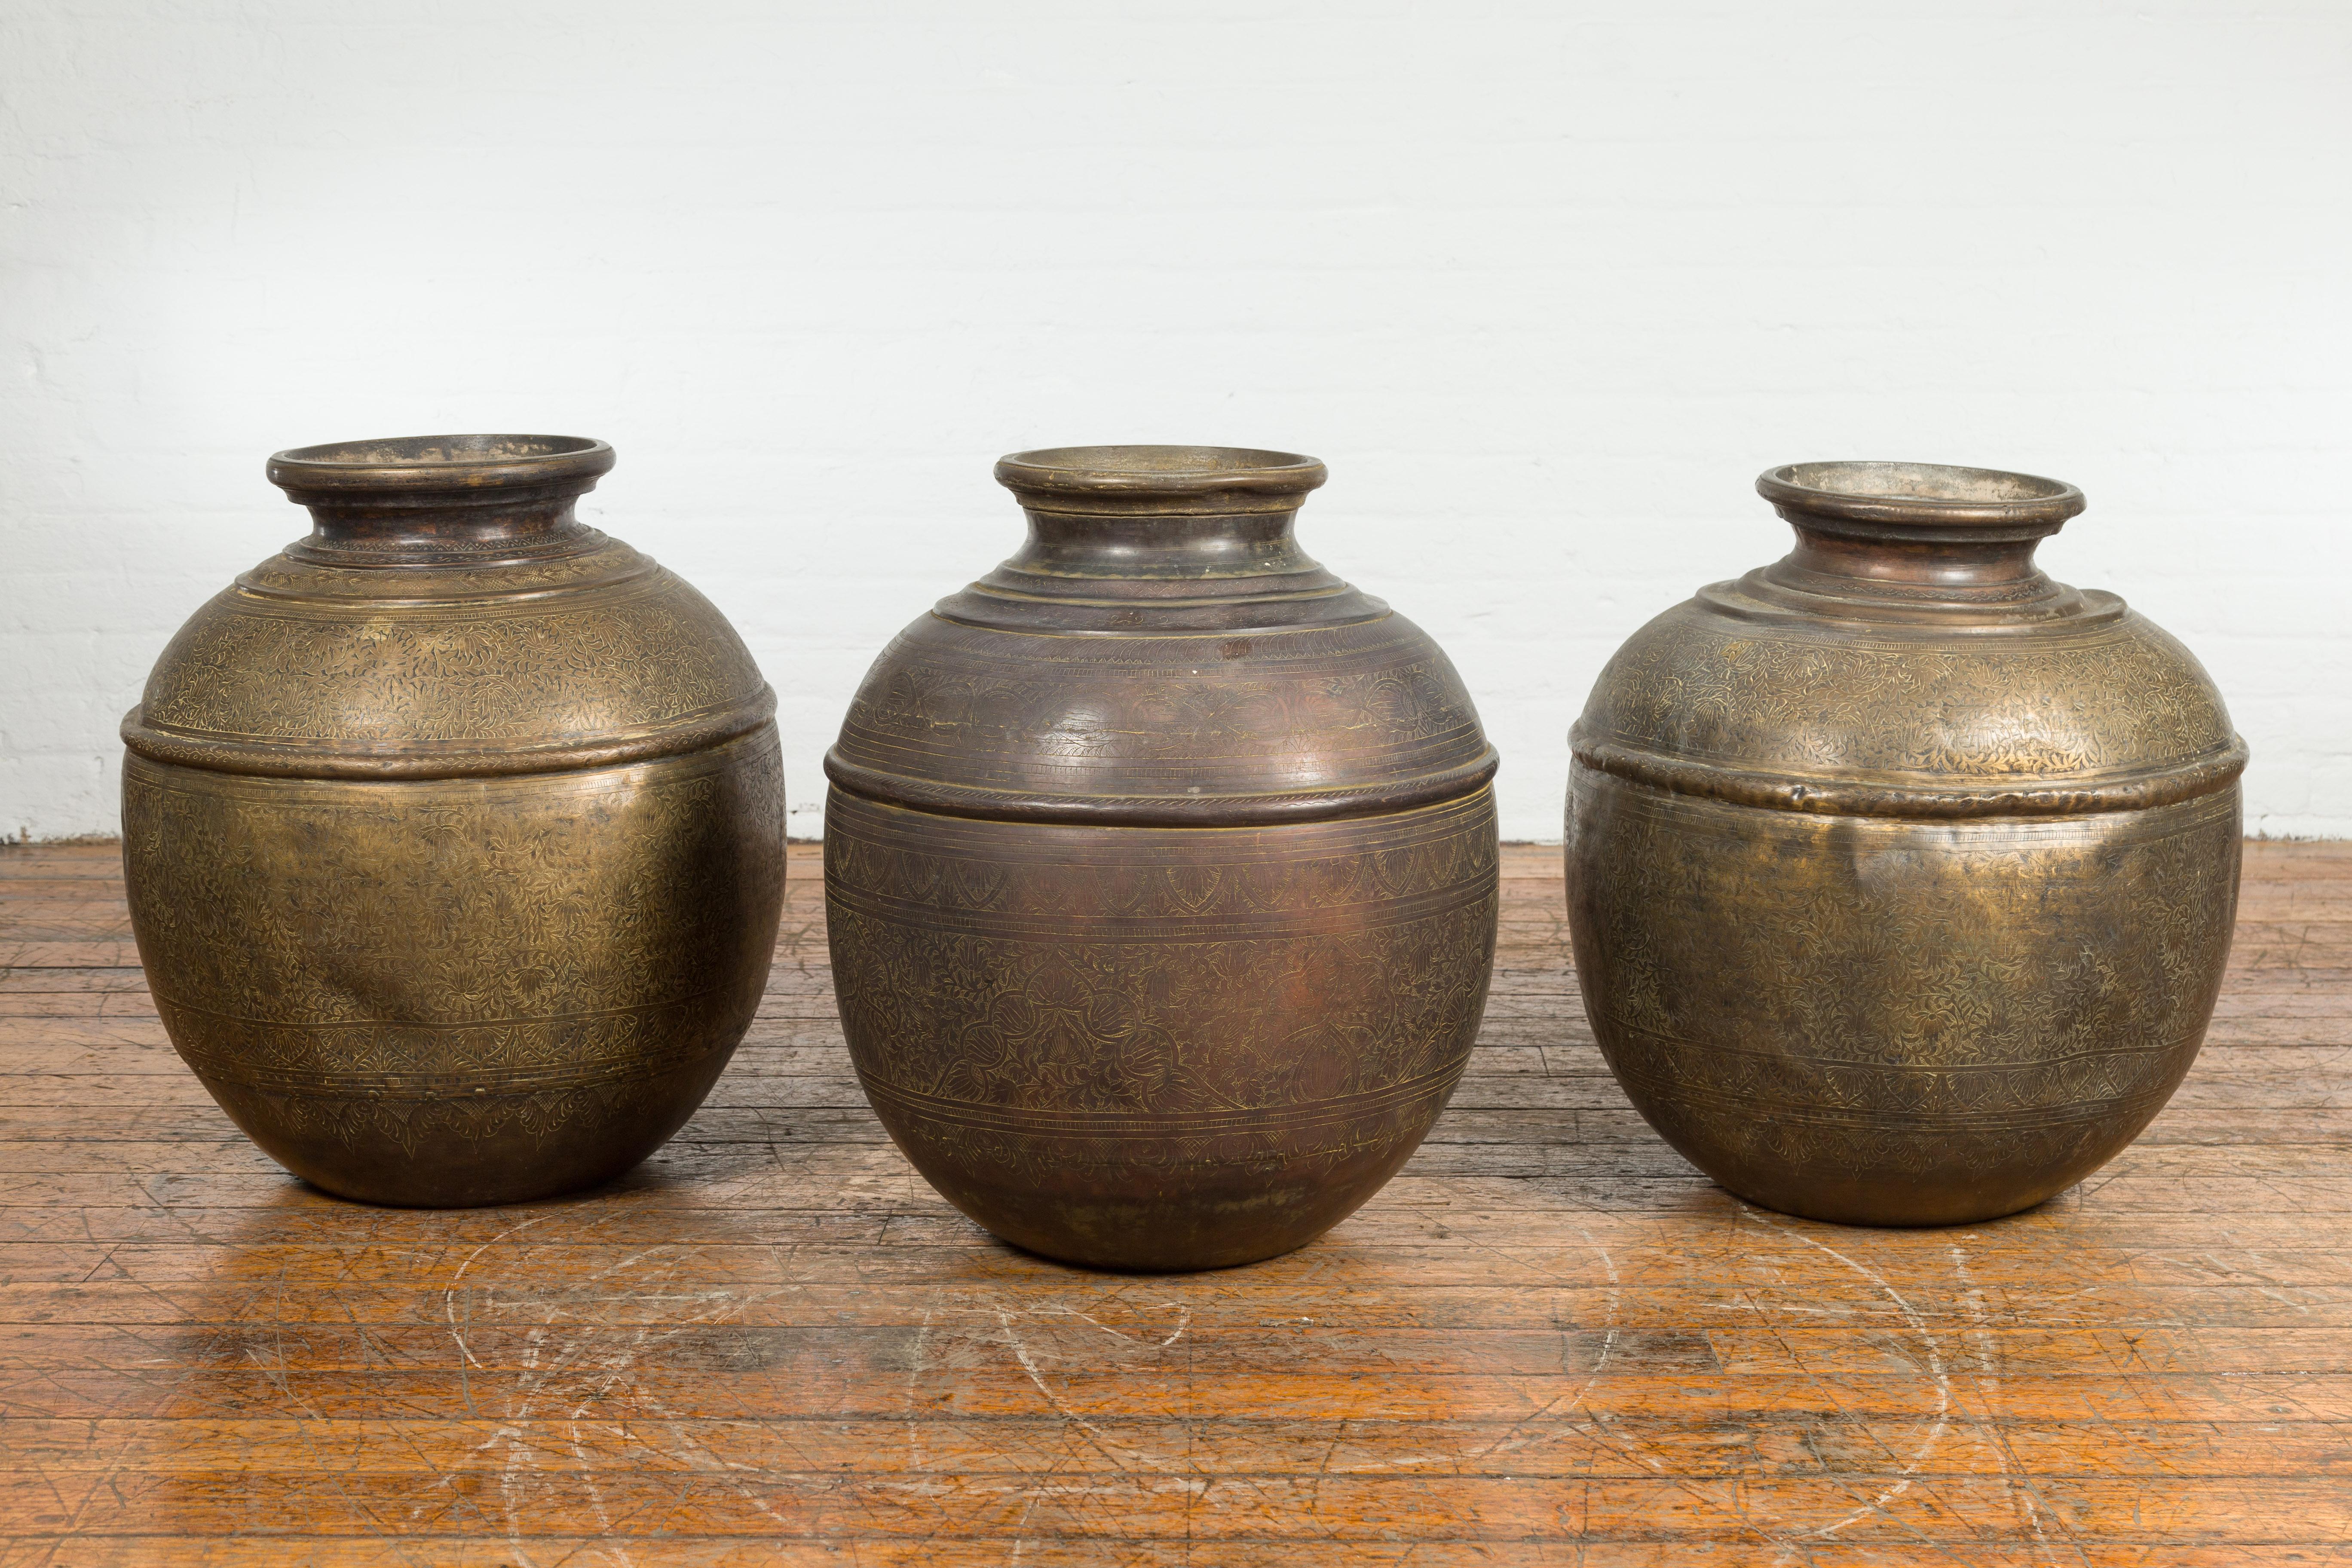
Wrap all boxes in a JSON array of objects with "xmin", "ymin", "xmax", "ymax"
[{"xmin": 3, "ymin": 0, "xmax": 2347, "ymax": 841}]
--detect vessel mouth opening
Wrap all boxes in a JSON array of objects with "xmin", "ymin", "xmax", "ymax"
[
  {"xmin": 1758, "ymin": 460, "xmax": 2084, "ymax": 529},
  {"xmin": 1004, "ymin": 445, "xmax": 1320, "ymax": 479},
  {"xmin": 995, "ymin": 445, "xmax": 1328, "ymax": 513},
  {"xmin": 276, "ymin": 434, "xmax": 603, "ymax": 467},
  {"xmin": 267, "ymin": 434, "xmax": 616, "ymax": 495}
]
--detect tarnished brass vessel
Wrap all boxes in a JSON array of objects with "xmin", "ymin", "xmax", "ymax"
[
  {"xmin": 122, "ymin": 435, "xmax": 785, "ymax": 1207},
  {"xmin": 1568, "ymin": 461, "xmax": 2245, "ymax": 1227},
  {"xmin": 825, "ymin": 446, "xmax": 1500, "ymax": 1270}
]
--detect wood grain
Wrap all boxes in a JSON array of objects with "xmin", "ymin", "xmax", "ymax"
[{"xmin": 0, "ymin": 839, "xmax": 2346, "ymax": 1565}]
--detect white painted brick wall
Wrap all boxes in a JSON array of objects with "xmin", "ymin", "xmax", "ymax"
[{"xmin": 5, "ymin": 0, "xmax": 2347, "ymax": 842}]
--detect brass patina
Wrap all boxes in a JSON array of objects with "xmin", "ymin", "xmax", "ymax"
[
  {"xmin": 825, "ymin": 446, "xmax": 1500, "ymax": 1270},
  {"xmin": 122, "ymin": 435, "xmax": 785, "ymax": 1207},
  {"xmin": 1568, "ymin": 461, "xmax": 2246, "ymax": 1227}
]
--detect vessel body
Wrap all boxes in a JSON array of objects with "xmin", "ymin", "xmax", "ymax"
[
  {"xmin": 825, "ymin": 447, "xmax": 1500, "ymax": 1270},
  {"xmin": 122, "ymin": 437, "xmax": 785, "ymax": 1207},
  {"xmin": 1566, "ymin": 462, "xmax": 2245, "ymax": 1227}
]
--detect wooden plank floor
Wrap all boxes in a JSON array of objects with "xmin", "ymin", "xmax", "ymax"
[{"xmin": 0, "ymin": 841, "xmax": 2347, "ymax": 1566}]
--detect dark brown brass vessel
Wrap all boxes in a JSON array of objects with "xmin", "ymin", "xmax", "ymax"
[
  {"xmin": 122, "ymin": 435, "xmax": 785, "ymax": 1207},
  {"xmin": 1567, "ymin": 461, "xmax": 2245, "ymax": 1227},
  {"xmin": 825, "ymin": 446, "xmax": 1500, "ymax": 1270}
]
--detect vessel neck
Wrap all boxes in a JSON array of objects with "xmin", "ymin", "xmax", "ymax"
[
  {"xmin": 1737, "ymin": 459, "xmax": 2094, "ymax": 622},
  {"xmin": 946, "ymin": 505, "xmax": 1375, "ymax": 632},
  {"xmin": 1005, "ymin": 508, "xmax": 1326, "ymax": 585},
  {"xmin": 934, "ymin": 444, "xmax": 1384, "ymax": 632},
  {"xmin": 287, "ymin": 482, "xmax": 599, "ymax": 563},
  {"xmin": 265, "ymin": 435, "xmax": 614, "ymax": 565},
  {"xmin": 1771, "ymin": 513, "xmax": 2061, "ymax": 605}
]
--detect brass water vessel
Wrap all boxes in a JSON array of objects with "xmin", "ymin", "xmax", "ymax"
[
  {"xmin": 1567, "ymin": 461, "xmax": 2245, "ymax": 1226},
  {"xmin": 825, "ymin": 446, "xmax": 1500, "ymax": 1270},
  {"xmin": 122, "ymin": 435, "xmax": 785, "ymax": 1207}
]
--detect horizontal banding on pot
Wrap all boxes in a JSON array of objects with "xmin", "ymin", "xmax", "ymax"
[
  {"xmin": 121, "ymin": 694, "xmax": 779, "ymax": 780},
  {"xmin": 1570, "ymin": 731, "xmax": 2248, "ymax": 819},
  {"xmin": 996, "ymin": 445, "xmax": 1328, "ymax": 515},
  {"xmin": 824, "ymin": 746, "xmax": 1501, "ymax": 828},
  {"xmin": 267, "ymin": 435, "xmax": 616, "ymax": 495}
]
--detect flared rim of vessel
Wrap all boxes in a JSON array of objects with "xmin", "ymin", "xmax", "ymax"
[
  {"xmin": 1758, "ymin": 459, "xmax": 2086, "ymax": 528},
  {"xmin": 267, "ymin": 434, "xmax": 616, "ymax": 494}
]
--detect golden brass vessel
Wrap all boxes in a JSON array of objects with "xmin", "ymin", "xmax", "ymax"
[
  {"xmin": 1567, "ymin": 461, "xmax": 2245, "ymax": 1226},
  {"xmin": 122, "ymin": 435, "xmax": 784, "ymax": 1207},
  {"xmin": 825, "ymin": 446, "xmax": 1500, "ymax": 1271}
]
